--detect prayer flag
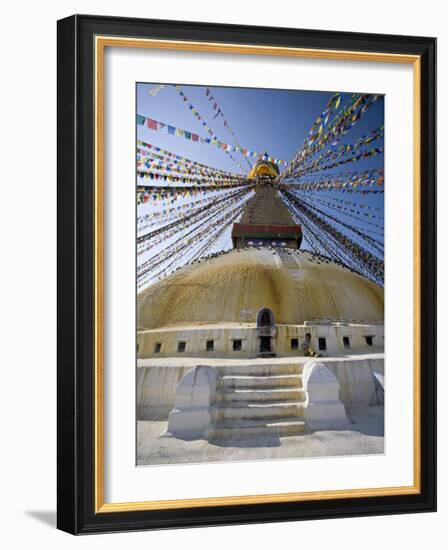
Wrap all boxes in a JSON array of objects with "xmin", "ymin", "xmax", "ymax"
[{"xmin": 146, "ymin": 118, "xmax": 157, "ymax": 130}]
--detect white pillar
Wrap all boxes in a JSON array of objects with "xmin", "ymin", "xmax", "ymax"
[
  {"xmin": 303, "ymin": 361, "xmax": 349, "ymax": 431},
  {"xmin": 164, "ymin": 365, "xmax": 218, "ymax": 440}
]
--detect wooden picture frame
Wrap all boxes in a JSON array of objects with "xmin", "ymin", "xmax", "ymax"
[{"xmin": 57, "ymin": 14, "xmax": 436, "ymax": 534}]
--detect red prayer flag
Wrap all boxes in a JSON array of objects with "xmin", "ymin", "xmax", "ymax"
[{"xmin": 146, "ymin": 118, "xmax": 157, "ymax": 130}]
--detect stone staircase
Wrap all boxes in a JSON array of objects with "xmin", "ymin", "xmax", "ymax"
[{"xmin": 206, "ymin": 363, "xmax": 306, "ymax": 440}]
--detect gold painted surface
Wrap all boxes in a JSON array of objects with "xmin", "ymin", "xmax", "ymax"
[
  {"xmin": 95, "ymin": 35, "xmax": 105, "ymax": 512},
  {"xmin": 94, "ymin": 35, "xmax": 422, "ymax": 512},
  {"xmin": 413, "ymin": 58, "xmax": 422, "ymax": 493},
  {"xmin": 96, "ymin": 36, "xmax": 419, "ymax": 64},
  {"xmin": 137, "ymin": 249, "xmax": 384, "ymax": 330},
  {"xmin": 97, "ymin": 485, "xmax": 420, "ymax": 513},
  {"xmin": 248, "ymin": 160, "xmax": 279, "ymax": 179}
]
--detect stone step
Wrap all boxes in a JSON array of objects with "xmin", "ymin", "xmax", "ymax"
[
  {"xmin": 215, "ymin": 363, "xmax": 303, "ymax": 377},
  {"xmin": 207, "ymin": 418, "xmax": 306, "ymax": 439},
  {"xmin": 220, "ymin": 374, "xmax": 302, "ymax": 390},
  {"xmin": 212, "ymin": 402, "xmax": 305, "ymax": 421},
  {"xmin": 220, "ymin": 387, "xmax": 305, "ymax": 403}
]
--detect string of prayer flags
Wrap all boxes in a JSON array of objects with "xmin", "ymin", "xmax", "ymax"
[
  {"xmin": 286, "ymin": 145, "xmax": 384, "ymax": 179},
  {"xmin": 137, "ymin": 191, "xmax": 236, "ymax": 232},
  {"xmin": 137, "ymin": 140, "xmax": 240, "ymax": 178},
  {"xmin": 204, "ymin": 87, "xmax": 253, "ymax": 170},
  {"xmin": 282, "ymin": 169, "xmax": 384, "ymax": 192},
  {"xmin": 136, "ymin": 183, "xmax": 249, "ymax": 204},
  {"xmin": 286, "ymin": 126, "xmax": 384, "ymax": 177},
  {"xmin": 137, "ymin": 149, "xmax": 248, "ymax": 180},
  {"xmin": 281, "ymin": 94, "xmax": 383, "ymax": 179},
  {"xmin": 174, "ymin": 85, "xmax": 244, "ymax": 172},
  {"xmin": 137, "ymin": 114, "xmax": 286, "ymax": 167},
  {"xmin": 283, "ymin": 190, "xmax": 384, "ymax": 285},
  {"xmin": 137, "ymin": 188, "xmax": 248, "ymax": 254},
  {"xmin": 290, "ymin": 190, "xmax": 385, "ymax": 239},
  {"xmin": 305, "ymin": 192, "xmax": 384, "ymax": 219},
  {"xmin": 137, "ymin": 168, "xmax": 250, "ymax": 188},
  {"xmin": 137, "ymin": 195, "xmax": 250, "ymax": 285}
]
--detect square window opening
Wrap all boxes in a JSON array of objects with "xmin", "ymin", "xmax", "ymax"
[
  {"xmin": 154, "ymin": 342, "xmax": 161, "ymax": 353},
  {"xmin": 365, "ymin": 335, "xmax": 374, "ymax": 346},
  {"xmin": 206, "ymin": 339, "xmax": 214, "ymax": 352},
  {"xmin": 343, "ymin": 336, "xmax": 350, "ymax": 349},
  {"xmin": 233, "ymin": 339, "xmax": 242, "ymax": 351},
  {"xmin": 177, "ymin": 341, "xmax": 186, "ymax": 353},
  {"xmin": 318, "ymin": 337, "xmax": 327, "ymax": 351},
  {"xmin": 291, "ymin": 338, "xmax": 299, "ymax": 350}
]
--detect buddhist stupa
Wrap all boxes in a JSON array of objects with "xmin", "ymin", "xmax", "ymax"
[{"xmin": 137, "ymin": 165, "xmax": 384, "ymax": 359}]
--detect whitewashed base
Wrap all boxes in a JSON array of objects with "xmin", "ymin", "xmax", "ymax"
[
  {"xmin": 164, "ymin": 365, "xmax": 218, "ymax": 440},
  {"xmin": 302, "ymin": 362, "xmax": 350, "ymax": 431}
]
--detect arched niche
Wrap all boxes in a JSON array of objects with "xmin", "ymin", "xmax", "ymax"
[{"xmin": 256, "ymin": 308, "xmax": 275, "ymax": 327}]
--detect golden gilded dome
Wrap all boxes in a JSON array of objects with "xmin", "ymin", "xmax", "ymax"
[
  {"xmin": 137, "ymin": 248, "xmax": 383, "ymax": 330},
  {"xmin": 248, "ymin": 159, "xmax": 280, "ymax": 179}
]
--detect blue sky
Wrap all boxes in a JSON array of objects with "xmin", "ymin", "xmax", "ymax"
[{"xmin": 137, "ymin": 82, "xmax": 384, "ymax": 177}]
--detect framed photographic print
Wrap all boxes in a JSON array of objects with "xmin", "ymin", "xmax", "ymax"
[{"xmin": 57, "ymin": 14, "xmax": 436, "ymax": 534}]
